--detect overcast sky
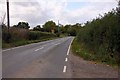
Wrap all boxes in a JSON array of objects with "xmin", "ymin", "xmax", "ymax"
[{"xmin": 0, "ymin": 0, "xmax": 118, "ymax": 28}]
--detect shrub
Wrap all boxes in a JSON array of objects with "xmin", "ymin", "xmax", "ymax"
[
  {"xmin": 10, "ymin": 27, "xmax": 29, "ymax": 41},
  {"xmin": 76, "ymin": 9, "xmax": 120, "ymax": 65},
  {"xmin": 2, "ymin": 31, "xmax": 11, "ymax": 43},
  {"xmin": 28, "ymin": 31, "xmax": 57, "ymax": 40}
]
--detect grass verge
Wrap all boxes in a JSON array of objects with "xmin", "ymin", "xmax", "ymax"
[
  {"xmin": 2, "ymin": 37, "xmax": 58, "ymax": 49},
  {"xmin": 71, "ymin": 38, "xmax": 119, "ymax": 69}
]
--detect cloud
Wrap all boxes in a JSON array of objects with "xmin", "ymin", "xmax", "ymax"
[
  {"xmin": 62, "ymin": 1, "xmax": 118, "ymax": 24},
  {"xmin": 0, "ymin": 0, "xmax": 118, "ymax": 28}
]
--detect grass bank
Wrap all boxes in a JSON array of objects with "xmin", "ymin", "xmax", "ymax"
[
  {"xmin": 71, "ymin": 38, "xmax": 119, "ymax": 68},
  {"xmin": 2, "ymin": 37, "xmax": 58, "ymax": 49},
  {"xmin": 2, "ymin": 27, "xmax": 59, "ymax": 49}
]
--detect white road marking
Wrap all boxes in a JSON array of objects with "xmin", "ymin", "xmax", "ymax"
[
  {"xmin": 67, "ymin": 39, "xmax": 74, "ymax": 55},
  {"xmin": 35, "ymin": 47, "xmax": 44, "ymax": 51},
  {"xmin": 65, "ymin": 58, "xmax": 68, "ymax": 62},
  {"xmin": 3, "ymin": 45, "xmax": 26, "ymax": 52},
  {"xmin": 54, "ymin": 43, "xmax": 60, "ymax": 46},
  {"xmin": 2, "ymin": 38, "xmax": 58, "ymax": 52},
  {"xmin": 51, "ymin": 42, "xmax": 55, "ymax": 45},
  {"xmin": 43, "ymin": 45, "xmax": 47, "ymax": 47},
  {"xmin": 2, "ymin": 43, "xmax": 38, "ymax": 52},
  {"xmin": 11, "ymin": 47, "xmax": 19, "ymax": 50},
  {"xmin": 2, "ymin": 49, "xmax": 11, "ymax": 52},
  {"xmin": 63, "ymin": 66, "xmax": 67, "ymax": 73},
  {"xmin": 3, "ymin": 37, "xmax": 72, "ymax": 52},
  {"xmin": 67, "ymin": 46, "xmax": 70, "ymax": 55}
]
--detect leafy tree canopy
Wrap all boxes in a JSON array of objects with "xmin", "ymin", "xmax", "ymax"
[
  {"xmin": 13, "ymin": 22, "xmax": 30, "ymax": 29},
  {"xmin": 43, "ymin": 21, "xmax": 56, "ymax": 32}
]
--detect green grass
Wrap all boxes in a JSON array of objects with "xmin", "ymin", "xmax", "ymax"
[
  {"xmin": 72, "ymin": 38, "xmax": 119, "ymax": 68},
  {"xmin": 2, "ymin": 37, "xmax": 58, "ymax": 49},
  {"xmin": 72, "ymin": 38, "xmax": 95, "ymax": 61}
]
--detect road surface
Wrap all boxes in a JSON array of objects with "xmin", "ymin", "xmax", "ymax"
[
  {"xmin": 2, "ymin": 37, "xmax": 119, "ymax": 78},
  {"xmin": 3, "ymin": 37, "xmax": 73, "ymax": 78}
]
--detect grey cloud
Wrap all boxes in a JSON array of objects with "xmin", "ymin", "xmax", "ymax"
[
  {"xmin": 12, "ymin": 1, "xmax": 39, "ymax": 7},
  {"xmin": 8, "ymin": 0, "xmax": 118, "ymax": 28}
]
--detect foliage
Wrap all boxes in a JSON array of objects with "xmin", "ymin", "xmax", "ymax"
[
  {"xmin": 63, "ymin": 23, "xmax": 82, "ymax": 36},
  {"xmin": 2, "ymin": 27, "xmax": 29, "ymax": 43},
  {"xmin": 33, "ymin": 25, "xmax": 44, "ymax": 31},
  {"xmin": 72, "ymin": 38, "xmax": 118, "ymax": 67},
  {"xmin": 2, "ymin": 31, "xmax": 11, "ymax": 43},
  {"xmin": 77, "ymin": 8, "xmax": 120, "ymax": 65},
  {"xmin": 67, "ymin": 27, "xmax": 77, "ymax": 36},
  {"xmin": 13, "ymin": 22, "xmax": 30, "ymax": 29},
  {"xmin": 2, "ymin": 26, "xmax": 57, "ymax": 48},
  {"xmin": 28, "ymin": 31, "xmax": 56, "ymax": 40},
  {"xmin": 43, "ymin": 21, "xmax": 56, "ymax": 32},
  {"xmin": 72, "ymin": 38, "xmax": 94, "ymax": 60}
]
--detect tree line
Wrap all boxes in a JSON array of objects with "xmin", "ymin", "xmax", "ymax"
[
  {"xmin": 2, "ymin": 19, "xmax": 81, "ymax": 46},
  {"xmin": 32, "ymin": 21, "xmax": 82, "ymax": 36},
  {"xmin": 2, "ymin": 20, "xmax": 82, "ymax": 36}
]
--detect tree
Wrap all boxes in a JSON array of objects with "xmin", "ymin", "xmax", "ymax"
[
  {"xmin": 67, "ymin": 27, "xmax": 77, "ymax": 36},
  {"xmin": 60, "ymin": 26, "xmax": 65, "ymax": 33},
  {"xmin": 13, "ymin": 22, "xmax": 30, "ymax": 29},
  {"xmin": 71, "ymin": 23, "xmax": 82, "ymax": 34},
  {"xmin": 64, "ymin": 24, "xmax": 71, "ymax": 34},
  {"xmin": 63, "ymin": 23, "xmax": 81, "ymax": 36},
  {"xmin": 33, "ymin": 25, "xmax": 43, "ymax": 31},
  {"xmin": 43, "ymin": 21, "xmax": 56, "ymax": 33}
]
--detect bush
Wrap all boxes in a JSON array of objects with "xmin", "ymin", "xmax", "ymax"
[
  {"xmin": 10, "ymin": 27, "xmax": 29, "ymax": 41},
  {"xmin": 28, "ymin": 31, "xmax": 57, "ymax": 40},
  {"xmin": 2, "ymin": 31, "xmax": 11, "ymax": 43},
  {"xmin": 76, "ymin": 9, "xmax": 120, "ymax": 66},
  {"xmin": 67, "ymin": 27, "xmax": 77, "ymax": 36},
  {"xmin": 2, "ymin": 27, "xmax": 57, "ymax": 48},
  {"xmin": 2, "ymin": 27, "xmax": 29, "ymax": 43}
]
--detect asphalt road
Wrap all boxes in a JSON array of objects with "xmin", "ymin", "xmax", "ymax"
[
  {"xmin": 2, "ymin": 37, "xmax": 74, "ymax": 78},
  {"xmin": 2, "ymin": 37, "xmax": 119, "ymax": 78}
]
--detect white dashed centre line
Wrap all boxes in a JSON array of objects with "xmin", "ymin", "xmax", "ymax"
[
  {"xmin": 43, "ymin": 45, "xmax": 47, "ymax": 47},
  {"xmin": 35, "ymin": 47, "xmax": 44, "ymax": 51},
  {"xmin": 63, "ymin": 66, "xmax": 67, "ymax": 73},
  {"xmin": 63, "ymin": 38, "xmax": 74, "ymax": 73},
  {"xmin": 54, "ymin": 43, "xmax": 60, "ymax": 46},
  {"xmin": 65, "ymin": 58, "xmax": 68, "ymax": 62},
  {"xmin": 67, "ymin": 45, "xmax": 70, "ymax": 55},
  {"xmin": 67, "ymin": 39, "xmax": 74, "ymax": 55}
]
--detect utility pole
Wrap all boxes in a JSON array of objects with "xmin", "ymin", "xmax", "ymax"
[
  {"xmin": 7, "ymin": 0, "xmax": 10, "ymax": 32},
  {"xmin": 58, "ymin": 20, "xmax": 60, "ymax": 33}
]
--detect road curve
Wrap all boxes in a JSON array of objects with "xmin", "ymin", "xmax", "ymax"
[
  {"xmin": 2, "ymin": 37, "xmax": 74, "ymax": 78},
  {"xmin": 2, "ymin": 37, "xmax": 119, "ymax": 78}
]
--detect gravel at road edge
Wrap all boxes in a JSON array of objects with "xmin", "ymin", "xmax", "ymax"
[{"xmin": 69, "ymin": 49, "xmax": 119, "ymax": 78}]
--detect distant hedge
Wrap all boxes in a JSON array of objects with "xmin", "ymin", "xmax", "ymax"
[
  {"xmin": 2, "ymin": 27, "xmax": 57, "ymax": 43},
  {"xmin": 2, "ymin": 27, "xmax": 29, "ymax": 43},
  {"xmin": 28, "ymin": 31, "xmax": 57, "ymax": 40}
]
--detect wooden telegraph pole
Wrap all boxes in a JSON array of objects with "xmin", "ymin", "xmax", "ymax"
[{"xmin": 7, "ymin": 0, "xmax": 10, "ymax": 32}]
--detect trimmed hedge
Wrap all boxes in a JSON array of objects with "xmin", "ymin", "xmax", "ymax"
[{"xmin": 28, "ymin": 31, "xmax": 57, "ymax": 40}]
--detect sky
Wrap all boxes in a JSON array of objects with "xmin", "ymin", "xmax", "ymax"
[{"xmin": 0, "ymin": 0, "xmax": 118, "ymax": 28}]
